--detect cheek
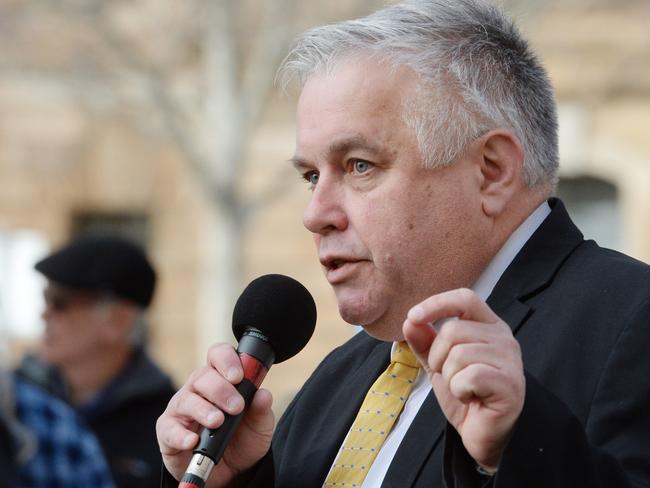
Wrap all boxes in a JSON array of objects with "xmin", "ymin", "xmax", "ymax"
[
  {"xmin": 60, "ymin": 316, "xmax": 93, "ymax": 342},
  {"xmin": 44, "ymin": 316, "xmax": 68, "ymax": 336},
  {"xmin": 378, "ymin": 208, "xmax": 449, "ymax": 275},
  {"xmin": 362, "ymin": 199, "xmax": 412, "ymax": 253}
]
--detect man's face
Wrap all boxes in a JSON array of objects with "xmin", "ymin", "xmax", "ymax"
[
  {"xmin": 294, "ymin": 59, "xmax": 490, "ymax": 340},
  {"xmin": 39, "ymin": 283, "xmax": 111, "ymax": 368}
]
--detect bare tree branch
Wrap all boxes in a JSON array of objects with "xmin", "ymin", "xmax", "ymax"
[
  {"xmin": 45, "ymin": 0, "xmax": 227, "ymax": 203},
  {"xmin": 239, "ymin": 0, "xmax": 296, "ymax": 127}
]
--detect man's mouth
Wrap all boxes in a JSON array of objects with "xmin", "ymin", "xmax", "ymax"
[{"xmin": 320, "ymin": 256, "xmax": 366, "ymax": 273}]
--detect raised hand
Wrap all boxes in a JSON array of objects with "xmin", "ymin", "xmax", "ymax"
[{"xmin": 403, "ymin": 288, "xmax": 525, "ymax": 471}]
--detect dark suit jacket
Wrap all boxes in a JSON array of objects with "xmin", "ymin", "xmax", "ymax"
[
  {"xmin": 163, "ymin": 199, "xmax": 650, "ymax": 487},
  {"xmin": 247, "ymin": 199, "xmax": 650, "ymax": 487}
]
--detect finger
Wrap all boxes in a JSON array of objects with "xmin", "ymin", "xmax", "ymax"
[
  {"xmin": 206, "ymin": 342, "xmax": 244, "ymax": 384},
  {"xmin": 243, "ymin": 388, "xmax": 274, "ymax": 434},
  {"xmin": 448, "ymin": 363, "xmax": 502, "ymax": 403},
  {"xmin": 426, "ymin": 319, "xmax": 495, "ymax": 373},
  {"xmin": 402, "ymin": 317, "xmax": 436, "ymax": 373},
  {"xmin": 249, "ymin": 388, "xmax": 273, "ymax": 413},
  {"xmin": 156, "ymin": 413, "xmax": 200, "ymax": 454},
  {"xmin": 441, "ymin": 342, "xmax": 504, "ymax": 386},
  {"xmin": 408, "ymin": 288, "xmax": 500, "ymax": 327},
  {"xmin": 170, "ymin": 388, "xmax": 226, "ymax": 429},
  {"xmin": 206, "ymin": 343, "xmax": 244, "ymax": 384},
  {"xmin": 191, "ymin": 368, "xmax": 245, "ymax": 416},
  {"xmin": 225, "ymin": 388, "xmax": 275, "ymax": 469},
  {"xmin": 429, "ymin": 372, "xmax": 464, "ymax": 423}
]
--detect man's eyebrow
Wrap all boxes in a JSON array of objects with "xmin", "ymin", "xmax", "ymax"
[
  {"xmin": 289, "ymin": 156, "xmax": 309, "ymax": 170},
  {"xmin": 290, "ymin": 135, "xmax": 386, "ymax": 169},
  {"xmin": 328, "ymin": 135, "xmax": 384, "ymax": 156}
]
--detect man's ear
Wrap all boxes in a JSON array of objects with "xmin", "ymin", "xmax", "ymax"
[{"xmin": 475, "ymin": 129, "xmax": 525, "ymax": 217}]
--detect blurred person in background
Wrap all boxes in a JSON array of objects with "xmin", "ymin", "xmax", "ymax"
[
  {"xmin": 0, "ymin": 324, "xmax": 115, "ymax": 488},
  {"xmin": 1, "ymin": 334, "xmax": 114, "ymax": 486},
  {"xmin": 16, "ymin": 234, "xmax": 176, "ymax": 488}
]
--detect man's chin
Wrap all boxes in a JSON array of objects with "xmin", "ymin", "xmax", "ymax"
[
  {"xmin": 38, "ymin": 345, "xmax": 64, "ymax": 367},
  {"xmin": 338, "ymin": 306, "xmax": 403, "ymax": 342},
  {"xmin": 354, "ymin": 321, "xmax": 404, "ymax": 342},
  {"xmin": 337, "ymin": 299, "xmax": 376, "ymax": 328}
]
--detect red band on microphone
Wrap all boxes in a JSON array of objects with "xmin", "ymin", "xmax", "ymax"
[{"xmin": 239, "ymin": 352, "xmax": 269, "ymax": 388}]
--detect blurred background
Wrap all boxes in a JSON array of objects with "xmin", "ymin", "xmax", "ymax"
[{"xmin": 1, "ymin": 0, "xmax": 649, "ymax": 415}]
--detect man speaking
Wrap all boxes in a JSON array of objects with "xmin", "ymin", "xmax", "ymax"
[{"xmin": 157, "ymin": 0, "xmax": 650, "ymax": 486}]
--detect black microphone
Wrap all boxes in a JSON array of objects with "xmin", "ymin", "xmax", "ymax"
[{"xmin": 179, "ymin": 274, "xmax": 317, "ymax": 488}]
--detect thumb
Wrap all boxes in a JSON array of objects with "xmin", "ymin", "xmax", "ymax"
[{"xmin": 245, "ymin": 388, "xmax": 274, "ymax": 433}]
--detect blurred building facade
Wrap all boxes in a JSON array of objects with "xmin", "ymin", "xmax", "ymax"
[{"xmin": 1, "ymin": 0, "xmax": 649, "ymax": 412}]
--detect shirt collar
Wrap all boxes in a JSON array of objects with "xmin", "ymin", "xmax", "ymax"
[{"xmin": 472, "ymin": 201, "xmax": 551, "ymax": 300}]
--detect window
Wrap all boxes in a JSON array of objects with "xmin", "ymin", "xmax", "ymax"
[
  {"xmin": 0, "ymin": 229, "xmax": 49, "ymax": 340},
  {"xmin": 556, "ymin": 176, "xmax": 620, "ymax": 251},
  {"xmin": 71, "ymin": 212, "xmax": 150, "ymax": 247}
]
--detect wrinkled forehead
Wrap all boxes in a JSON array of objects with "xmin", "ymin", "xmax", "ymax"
[
  {"xmin": 296, "ymin": 57, "xmax": 419, "ymax": 133},
  {"xmin": 294, "ymin": 59, "xmax": 425, "ymax": 168}
]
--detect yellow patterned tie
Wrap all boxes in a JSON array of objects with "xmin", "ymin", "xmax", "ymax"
[{"xmin": 323, "ymin": 342, "xmax": 420, "ymax": 487}]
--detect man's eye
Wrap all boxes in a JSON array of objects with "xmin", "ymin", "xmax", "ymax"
[
  {"xmin": 303, "ymin": 171, "xmax": 319, "ymax": 185},
  {"xmin": 352, "ymin": 159, "xmax": 372, "ymax": 174}
]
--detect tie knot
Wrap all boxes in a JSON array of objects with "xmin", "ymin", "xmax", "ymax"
[{"xmin": 392, "ymin": 342, "xmax": 419, "ymax": 368}]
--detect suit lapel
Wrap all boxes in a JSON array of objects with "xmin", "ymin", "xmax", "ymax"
[
  {"xmin": 486, "ymin": 199, "xmax": 585, "ymax": 339},
  {"xmin": 488, "ymin": 198, "xmax": 584, "ymax": 314}
]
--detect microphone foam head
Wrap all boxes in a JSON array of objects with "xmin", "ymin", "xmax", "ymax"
[{"xmin": 232, "ymin": 274, "xmax": 317, "ymax": 363}]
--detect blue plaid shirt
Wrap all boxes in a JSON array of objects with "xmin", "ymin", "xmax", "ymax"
[{"xmin": 14, "ymin": 376, "xmax": 115, "ymax": 487}]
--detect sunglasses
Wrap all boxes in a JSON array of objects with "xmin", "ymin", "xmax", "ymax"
[{"xmin": 43, "ymin": 289, "xmax": 104, "ymax": 312}]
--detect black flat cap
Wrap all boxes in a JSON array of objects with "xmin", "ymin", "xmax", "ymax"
[{"xmin": 35, "ymin": 234, "xmax": 157, "ymax": 308}]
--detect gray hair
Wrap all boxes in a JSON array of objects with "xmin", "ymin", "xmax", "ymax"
[
  {"xmin": 94, "ymin": 296, "xmax": 148, "ymax": 347},
  {"xmin": 279, "ymin": 0, "xmax": 559, "ymax": 188},
  {"xmin": 128, "ymin": 309, "xmax": 148, "ymax": 347}
]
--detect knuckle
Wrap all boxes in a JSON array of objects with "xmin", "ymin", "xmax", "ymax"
[
  {"xmin": 166, "ymin": 389, "xmax": 185, "ymax": 411},
  {"xmin": 503, "ymin": 336, "xmax": 522, "ymax": 356},
  {"xmin": 194, "ymin": 370, "xmax": 232, "ymax": 401},
  {"xmin": 498, "ymin": 320, "xmax": 512, "ymax": 333},
  {"xmin": 175, "ymin": 389, "xmax": 213, "ymax": 419},
  {"xmin": 168, "ymin": 428, "xmax": 186, "ymax": 452},
  {"xmin": 465, "ymin": 363, "xmax": 483, "ymax": 383},
  {"xmin": 502, "ymin": 371, "xmax": 525, "ymax": 400},
  {"xmin": 155, "ymin": 414, "xmax": 166, "ymax": 436},
  {"xmin": 171, "ymin": 391, "xmax": 191, "ymax": 414},
  {"xmin": 156, "ymin": 420, "xmax": 179, "ymax": 451},
  {"xmin": 206, "ymin": 342, "xmax": 235, "ymax": 362},
  {"xmin": 195, "ymin": 371, "xmax": 232, "ymax": 399},
  {"xmin": 187, "ymin": 366, "xmax": 209, "ymax": 384},
  {"xmin": 436, "ymin": 321, "xmax": 454, "ymax": 343},
  {"xmin": 457, "ymin": 287, "xmax": 475, "ymax": 302},
  {"xmin": 447, "ymin": 343, "xmax": 464, "ymax": 366}
]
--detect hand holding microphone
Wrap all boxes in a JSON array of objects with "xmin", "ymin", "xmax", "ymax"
[{"xmin": 156, "ymin": 274, "xmax": 317, "ymax": 488}]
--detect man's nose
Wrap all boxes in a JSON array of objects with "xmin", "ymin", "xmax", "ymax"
[
  {"xmin": 303, "ymin": 177, "xmax": 348, "ymax": 234},
  {"xmin": 41, "ymin": 305, "xmax": 53, "ymax": 322}
]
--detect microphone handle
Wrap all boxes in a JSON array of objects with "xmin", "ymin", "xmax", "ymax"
[
  {"xmin": 179, "ymin": 380, "xmax": 258, "ymax": 488},
  {"xmin": 197, "ymin": 379, "xmax": 257, "ymax": 461}
]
